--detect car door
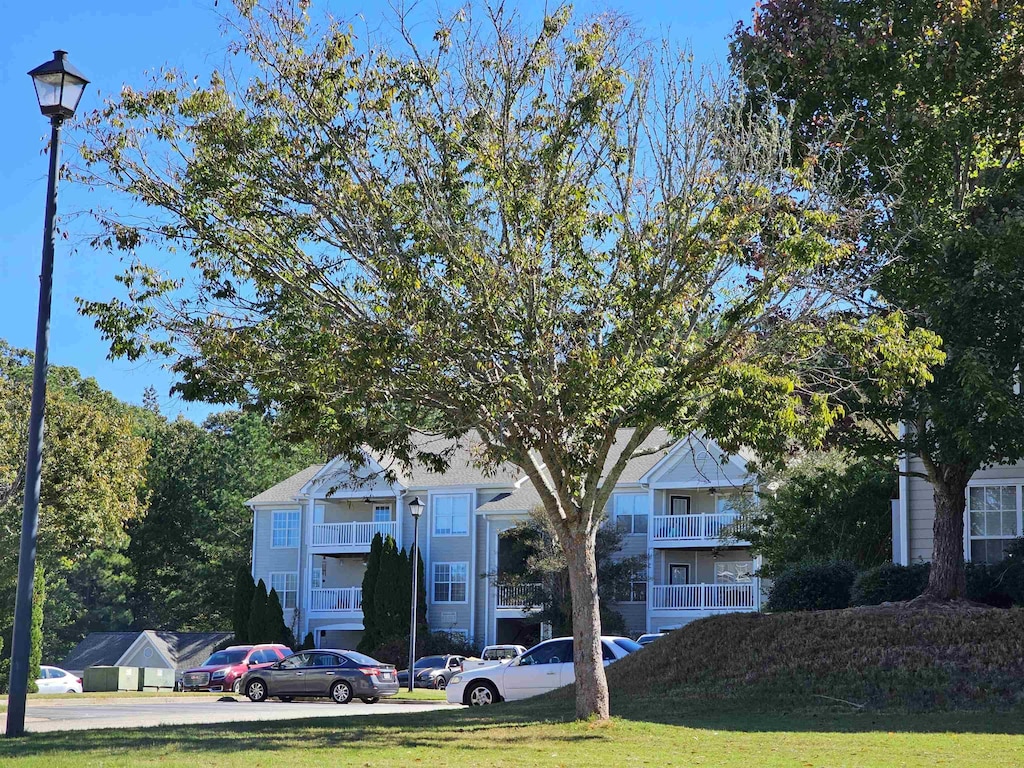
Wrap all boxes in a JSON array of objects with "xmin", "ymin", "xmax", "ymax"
[
  {"xmin": 445, "ymin": 656, "xmax": 463, "ymax": 681},
  {"xmin": 271, "ymin": 653, "xmax": 311, "ymax": 695},
  {"xmin": 501, "ymin": 640, "xmax": 571, "ymax": 701},
  {"xmin": 560, "ymin": 641, "xmax": 616, "ymax": 688},
  {"xmin": 36, "ymin": 667, "xmax": 55, "ymax": 693},
  {"xmin": 305, "ymin": 652, "xmax": 345, "ymax": 695}
]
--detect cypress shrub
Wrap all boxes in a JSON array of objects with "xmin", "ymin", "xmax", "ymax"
[
  {"xmin": 248, "ymin": 579, "xmax": 269, "ymax": 643},
  {"xmin": 233, "ymin": 565, "xmax": 255, "ymax": 642}
]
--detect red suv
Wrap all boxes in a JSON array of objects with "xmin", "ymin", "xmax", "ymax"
[{"xmin": 181, "ymin": 644, "xmax": 290, "ymax": 694}]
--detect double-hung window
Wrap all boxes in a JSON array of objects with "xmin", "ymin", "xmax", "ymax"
[
  {"xmin": 433, "ymin": 562, "xmax": 468, "ymax": 603},
  {"xmin": 373, "ymin": 504, "xmax": 392, "ymax": 523},
  {"xmin": 968, "ymin": 484, "xmax": 1022, "ymax": 564},
  {"xmin": 613, "ymin": 493, "xmax": 649, "ymax": 535},
  {"xmin": 270, "ymin": 572, "xmax": 298, "ymax": 610},
  {"xmin": 271, "ymin": 510, "xmax": 301, "ymax": 548},
  {"xmin": 433, "ymin": 494, "xmax": 470, "ymax": 536}
]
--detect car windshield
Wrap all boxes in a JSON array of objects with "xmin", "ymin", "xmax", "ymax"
[
  {"xmin": 202, "ymin": 650, "xmax": 247, "ymax": 666},
  {"xmin": 614, "ymin": 638, "xmax": 643, "ymax": 654},
  {"xmin": 343, "ymin": 651, "xmax": 382, "ymax": 667},
  {"xmin": 415, "ymin": 656, "xmax": 446, "ymax": 669}
]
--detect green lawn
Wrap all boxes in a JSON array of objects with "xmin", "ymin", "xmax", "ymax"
[{"xmin": 0, "ymin": 696, "xmax": 1020, "ymax": 767}]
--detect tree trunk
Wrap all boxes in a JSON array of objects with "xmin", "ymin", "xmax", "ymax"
[
  {"xmin": 564, "ymin": 532, "xmax": 610, "ymax": 720},
  {"xmin": 924, "ymin": 464, "xmax": 969, "ymax": 600}
]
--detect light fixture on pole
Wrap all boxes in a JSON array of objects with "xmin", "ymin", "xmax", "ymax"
[
  {"xmin": 6, "ymin": 50, "xmax": 89, "ymax": 740},
  {"xmin": 407, "ymin": 496, "xmax": 425, "ymax": 692}
]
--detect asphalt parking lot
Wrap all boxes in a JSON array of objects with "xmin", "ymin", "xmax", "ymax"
[{"xmin": 0, "ymin": 696, "xmax": 460, "ymax": 734}]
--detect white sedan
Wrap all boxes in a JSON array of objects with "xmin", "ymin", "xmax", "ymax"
[
  {"xmin": 36, "ymin": 666, "xmax": 83, "ymax": 694},
  {"xmin": 446, "ymin": 635, "xmax": 641, "ymax": 706}
]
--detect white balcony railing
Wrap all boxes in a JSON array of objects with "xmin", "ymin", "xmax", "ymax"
[
  {"xmin": 650, "ymin": 513, "xmax": 740, "ymax": 542},
  {"xmin": 311, "ymin": 520, "xmax": 398, "ymax": 548},
  {"xmin": 649, "ymin": 583, "xmax": 756, "ymax": 611},
  {"xmin": 496, "ymin": 583, "xmax": 544, "ymax": 609},
  {"xmin": 309, "ymin": 586, "xmax": 363, "ymax": 613}
]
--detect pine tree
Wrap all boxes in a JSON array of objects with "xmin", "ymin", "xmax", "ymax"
[
  {"xmin": 28, "ymin": 568, "xmax": 45, "ymax": 694},
  {"xmin": 248, "ymin": 579, "xmax": 268, "ymax": 643},
  {"xmin": 301, "ymin": 632, "xmax": 315, "ymax": 650},
  {"xmin": 416, "ymin": 550, "xmax": 429, "ymax": 634},
  {"xmin": 358, "ymin": 533, "xmax": 384, "ymax": 652},
  {"xmin": 266, "ymin": 588, "xmax": 288, "ymax": 645},
  {"xmin": 397, "ymin": 547, "xmax": 412, "ymax": 643},
  {"xmin": 233, "ymin": 566, "xmax": 255, "ymax": 642}
]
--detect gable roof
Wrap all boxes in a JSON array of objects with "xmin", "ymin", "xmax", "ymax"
[
  {"xmin": 61, "ymin": 631, "xmax": 234, "ymax": 672},
  {"xmin": 247, "ymin": 464, "xmax": 325, "ymax": 505}
]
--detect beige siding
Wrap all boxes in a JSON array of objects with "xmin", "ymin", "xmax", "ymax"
[
  {"xmin": 652, "ymin": 547, "xmax": 752, "ymax": 584},
  {"xmin": 651, "ymin": 489, "xmax": 718, "ymax": 516},
  {"xmin": 313, "ymin": 555, "xmax": 365, "ymax": 588},
  {"xmin": 473, "ymin": 514, "xmax": 489, "ymax": 642},
  {"xmin": 655, "ymin": 445, "xmax": 747, "ymax": 488},
  {"xmin": 253, "ymin": 505, "xmax": 303, "ymax": 580},
  {"xmin": 119, "ymin": 640, "xmax": 172, "ymax": 670},
  {"xmin": 426, "ymin": 491, "xmax": 475, "ymax": 635},
  {"xmin": 611, "ymin": 603, "xmax": 646, "ymax": 637}
]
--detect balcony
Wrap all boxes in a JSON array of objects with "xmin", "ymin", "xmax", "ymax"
[
  {"xmin": 649, "ymin": 583, "xmax": 757, "ymax": 612},
  {"xmin": 496, "ymin": 583, "xmax": 544, "ymax": 610},
  {"xmin": 311, "ymin": 521, "xmax": 398, "ymax": 551},
  {"xmin": 649, "ymin": 513, "xmax": 744, "ymax": 545},
  {"xmin": 309, "ymin": 586, "xmax": 362, "ymax": 614}
]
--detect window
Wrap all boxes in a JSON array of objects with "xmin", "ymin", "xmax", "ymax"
[
  {"xmin": 280, "ymin": 653, "xmax": 310, "ymax": 669},
  {"xmin": 433, "ymin": 494, "xmax": 470, "ymax": 536},
  {"xmin": 613, "ymin": 493, "xmax": 649, "ymax": 535},
  {"xmin": 270, "ymin": 572, "xmax": 298, "ymax": 610},
  {"xmin": 715, "ymin": 495, "xmax": 743, "ymax": 516},
  {"xmin": 271, "ymin": 510, "xmax": 300, "ymax": 548},
  {"xmin": 669, "ymin": 495, "xmax": 691, "ymax": 515},
  {"xmin": 519, "ymin": 639, "xmax": 571, "ymax": 666},
  {"xmin": 250, "ymin": 649, "xmax": 278, "ymax": 664},
  {"xmin": 669, "ymin": 563, "xmax": 690, "ymax": 585},
  {"xmin": 968, "ymin": 485, "xmax": 1021, "ymax": 564},
  {"xmin": 312, "ymin": 653, "xmax": 341, "ymax": 668},
  {"xmin": 373, "ymin": 504, "xmax": 392, "ymax": 523},
  {"xmin": 616, "ymin": 573, "xmax": 647, "ymax": 603},
  {"xmin": 714, "ymin": 561, "xmax": 753, "ymax": 584},
  {"xmin": 433, "ymin": 562, "xmax": 469, "ymax": 602}
]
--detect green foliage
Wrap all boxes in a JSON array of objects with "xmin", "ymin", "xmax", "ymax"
[
  {"xmin": 247, "ymin": 579, "xmax": 269, "ymax": 643},
  {"xmin": 233, "ymin": 566, "xmax": 255, "ymax": 642},
  {"xmin": 27, "ymin": 568, "xmax": 45, "ymax": 694},
  {"xmin": 733, "ymin": 0, "xmax": 1024, "ymax": 598},
  {"xmin": 265, "ymin": 587, "xmax": 289, "ymax": 645},
  {"xmin": 737, "ymin": 450, "xmax": 895, "ymax": 577},
  {"xmin": 764, "ymin": 561, "xmax": 858, "ymax": 613},
  {"xmin": 299, "ymin": 632, "xmax": 315, "ymax": 651},
  {"xmin": 359, "ymin": 535, "xmax": 426, "ymax": 654},
  {"xmin": 850, "ymin": 562, "xmax": 930, "ymax": 607},
  {"xmin": 367, "ymin": 630, "xmax": 480, "ymax": 669},
  {"xmin": 358, "ymin": 533, "xmax": 384, "ymax": 652}
]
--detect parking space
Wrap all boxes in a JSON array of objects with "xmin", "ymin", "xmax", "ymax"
[{"xmin": 1, "ymin": 696, "xmax": 460, "ymax": 734}]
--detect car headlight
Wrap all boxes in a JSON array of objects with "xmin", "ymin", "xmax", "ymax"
[
  {"xmin": 211, "ymin": 670, "xmax": 226, "ymax": 680},
  {"xmin": 449, "ymin": 675, "xmax": 462, "ymax": 685}
]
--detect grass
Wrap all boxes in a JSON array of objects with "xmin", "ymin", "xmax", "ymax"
[{"xmin": 0, "ymin": 695, "xmax": 1021, "ymax": 766}]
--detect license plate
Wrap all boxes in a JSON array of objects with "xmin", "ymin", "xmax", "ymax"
[{"xmin": 381, "ymin": 672, "xmax": 393, "ymax": 680}]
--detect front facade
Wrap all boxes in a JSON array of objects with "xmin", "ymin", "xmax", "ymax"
[
  {"xmin": 247, "ymin": 430, "xmax": 763, "ymax": 650},
  {"xmin": 893, "ymin": 454, "xmax": 1024, "ymax": 566}
]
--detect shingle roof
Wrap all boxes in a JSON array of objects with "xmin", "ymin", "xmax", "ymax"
[
  {"xmin": 61, "ymin": 632, "xmax": 138, "ymax": 672},
  {"xmin": 247, "ymin": 464, "xmax": 325, "ymax": 504},
  {"xmin": 475, "ymin": 484, "xmax": 543, "ymax": 513},
  {"xmin": 148, "ymin": 631, "xmax": 234, "ymax": 670}
]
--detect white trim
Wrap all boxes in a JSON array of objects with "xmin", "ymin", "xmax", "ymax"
[
  {"xmin": 269, "ymin": 571, "xmax": 299, "ymax": 610},
  {"xmin": 115, "ymin": 632, "xmax": 176, "ymax": 670},
  {"xmin": 897, "ymin": 422, "xmax": 910, "ymax": 565},
  {"xmin": 668, "ymin": 562, "xmax": 690, "ymax": 586},
  {"xmin": 609, "ymin": 491, "xmax": 650, "ymax": 536},
  {"xmin": 484, "ymin": 517, "xmax": 492, "ymax": 646},
  {"xmin": 250, "ymin": 507, "xmax": 258, "ymax": 580},
  {"xmin": 429, "ymin": 491, "xmax": 473, "ymax": 537},
  {"xmin": 270, "ymin": 509, "xmax": 301, "ymax": 549},
  {"xmin": 469, "ymin": 490, "xmax": 478, "ymax": 641}
]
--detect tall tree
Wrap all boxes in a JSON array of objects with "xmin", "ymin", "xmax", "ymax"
[
  {"xmin": 77, "ymin": 1, "xmax": 938, "ymax": 717},
  {"xmin": 358, "ymin": 533, "xmax": 384, "ymax": 652},
  {"xmin": 27, "ymin": 569, "xmax": 45, "ymax": 695},
  {"xmin": 266, "ymin": 587, "xmax": 289, "ymax": 645},
  {"xmin": 232, "ymin": 566, "xmax": 255, "ymax": 642},
  {"xmin": 733, "ymin": 0, "xmax": 1024, "ymax": 598},
  {"xmin": 247, "ymin": 579, "xmax": 269, "ymax": 643}
]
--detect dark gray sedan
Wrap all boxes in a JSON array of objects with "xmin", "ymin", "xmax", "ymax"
[{"xmin": 241, "ymin": 650, "xmax": 399, "ymax": 704}]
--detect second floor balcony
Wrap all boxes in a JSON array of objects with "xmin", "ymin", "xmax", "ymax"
[
  {"xmin": 309, "ymin": 586, "xmax": 363, "ymax": 614},
  {"xmin": 495, "ymin": 583, "xmax": 544, "ymax": 610},
  {"xmin": 650, "ymin": 512, "xmax": 744, "ymax": 545},
  {"xmin": 311, "ymin": 520, "xmax": 398, "ymax": 552}
]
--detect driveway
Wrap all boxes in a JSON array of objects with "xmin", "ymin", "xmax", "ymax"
[{"xmin": 1, "ymin": 696, "xmax": 460, "ymax": 734}]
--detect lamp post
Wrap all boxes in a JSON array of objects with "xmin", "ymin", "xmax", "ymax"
[
  {"xmin": 407, "ymin": 496, "xmax": 424, "ymax": 692},
  {"xmin": 5, "ymin": 51, "xmax": 89, "ymax": 740}
]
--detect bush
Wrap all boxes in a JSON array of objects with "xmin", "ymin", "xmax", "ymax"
[
  {"xmin": 850, "ymin": 562, "xmax": 929, "ymax": 606},
  {"xmin": 765, "ymin": 561, "xmax": 857, "ymax": 612},
  {"xmin": 367, "ymin": 631, "xmax": 479, "ymax": 667}
]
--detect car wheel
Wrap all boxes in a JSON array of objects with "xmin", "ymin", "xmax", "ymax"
[
  {"xmin": 66, "ymin": 689, "xmax": 78, "ymax": 694},
  {"xmin": 246, "ymin": 679, "xmax": 268, "ymax": 702},
  {"xmin": 434, "ymin": 676, "xmax": 448, "ymax": 690},
  {"xmin": 465, "ymin": 681, "xmax": 497, "ymax": 706},
  {"xmin": 232, "ymin": 679, "xmax": 243, "ymax": 695},
  {"xmin": 360, "ymin": 697, "xmax": 379, "ymax": 704},
  {"xmin": 330, "ymin": 681, "xmax": 354, "ymax": 704}
]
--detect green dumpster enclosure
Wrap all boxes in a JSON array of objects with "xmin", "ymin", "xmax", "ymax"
[
  {"xmin": 139, "ymin": 667, "xmax": 175, "ymax": 691},
  {"xmin": 83, "ymin": 666, "xmax": 139, "ymax": 692}
]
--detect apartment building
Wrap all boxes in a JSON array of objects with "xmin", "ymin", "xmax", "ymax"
[{"xmin": 247, "ymin": 429, "xmax": 762, "ymax": 650}]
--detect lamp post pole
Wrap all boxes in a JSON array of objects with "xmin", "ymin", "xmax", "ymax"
[
  {"xmin": 407, "ymin": 497, "xmax": 423, "ymax": 693},
  {"xmin": 7, "ymin": 50, "xmax": 89, "ymax": 740},
  {"xmin": 5, "ymin": 113, "xmax": 63, "ymax": 740}
]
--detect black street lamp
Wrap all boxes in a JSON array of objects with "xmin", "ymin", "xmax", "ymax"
[
  {"xmin": 5, "ymin": 50, "xmax": 89, "ymax": 740},
  {"xmin": 407, "ymin": 496, "xmax": 424, "ymax": 692}
]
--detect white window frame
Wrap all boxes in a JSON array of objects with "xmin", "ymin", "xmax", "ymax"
[
  {"xmin": 622, "ymin": 579, "xmax": 647, "ymax": 603},
  {"xmin": 612, "ymin": 492, "xmax": 649, "ymax": 536},
  {"xmin": 432, "ymin": 494, "xmax": 471, "ymax": 537},
  {"xmin": 965, "ymin": 482, "xmax": 1023, "ymax": 563},
  {"xmin": 432, "ymin": 562, "xmax": 469, "ymax": 603},
  {"xmin": 270, "ymin": 571, "xmax": 298, "ymax": 610},
  {"xmin": 373, "ymin": 504, "xmax": 392, "ymax": 523},
  {"xmin": 271, "ymin": 510, "xmax": 301, "ymax": 548},
  {"xmin": 715, "ymin": 494, "xmax": 744, "ymax": 516},
  {"xmin": 714, "ymin": 561, "xmax": 754, "ymax": 584}
]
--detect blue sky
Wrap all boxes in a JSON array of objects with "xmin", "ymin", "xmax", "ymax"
[{"xmin": 0, "ymin": 0, "xmax": 754, "ymax": 421}]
